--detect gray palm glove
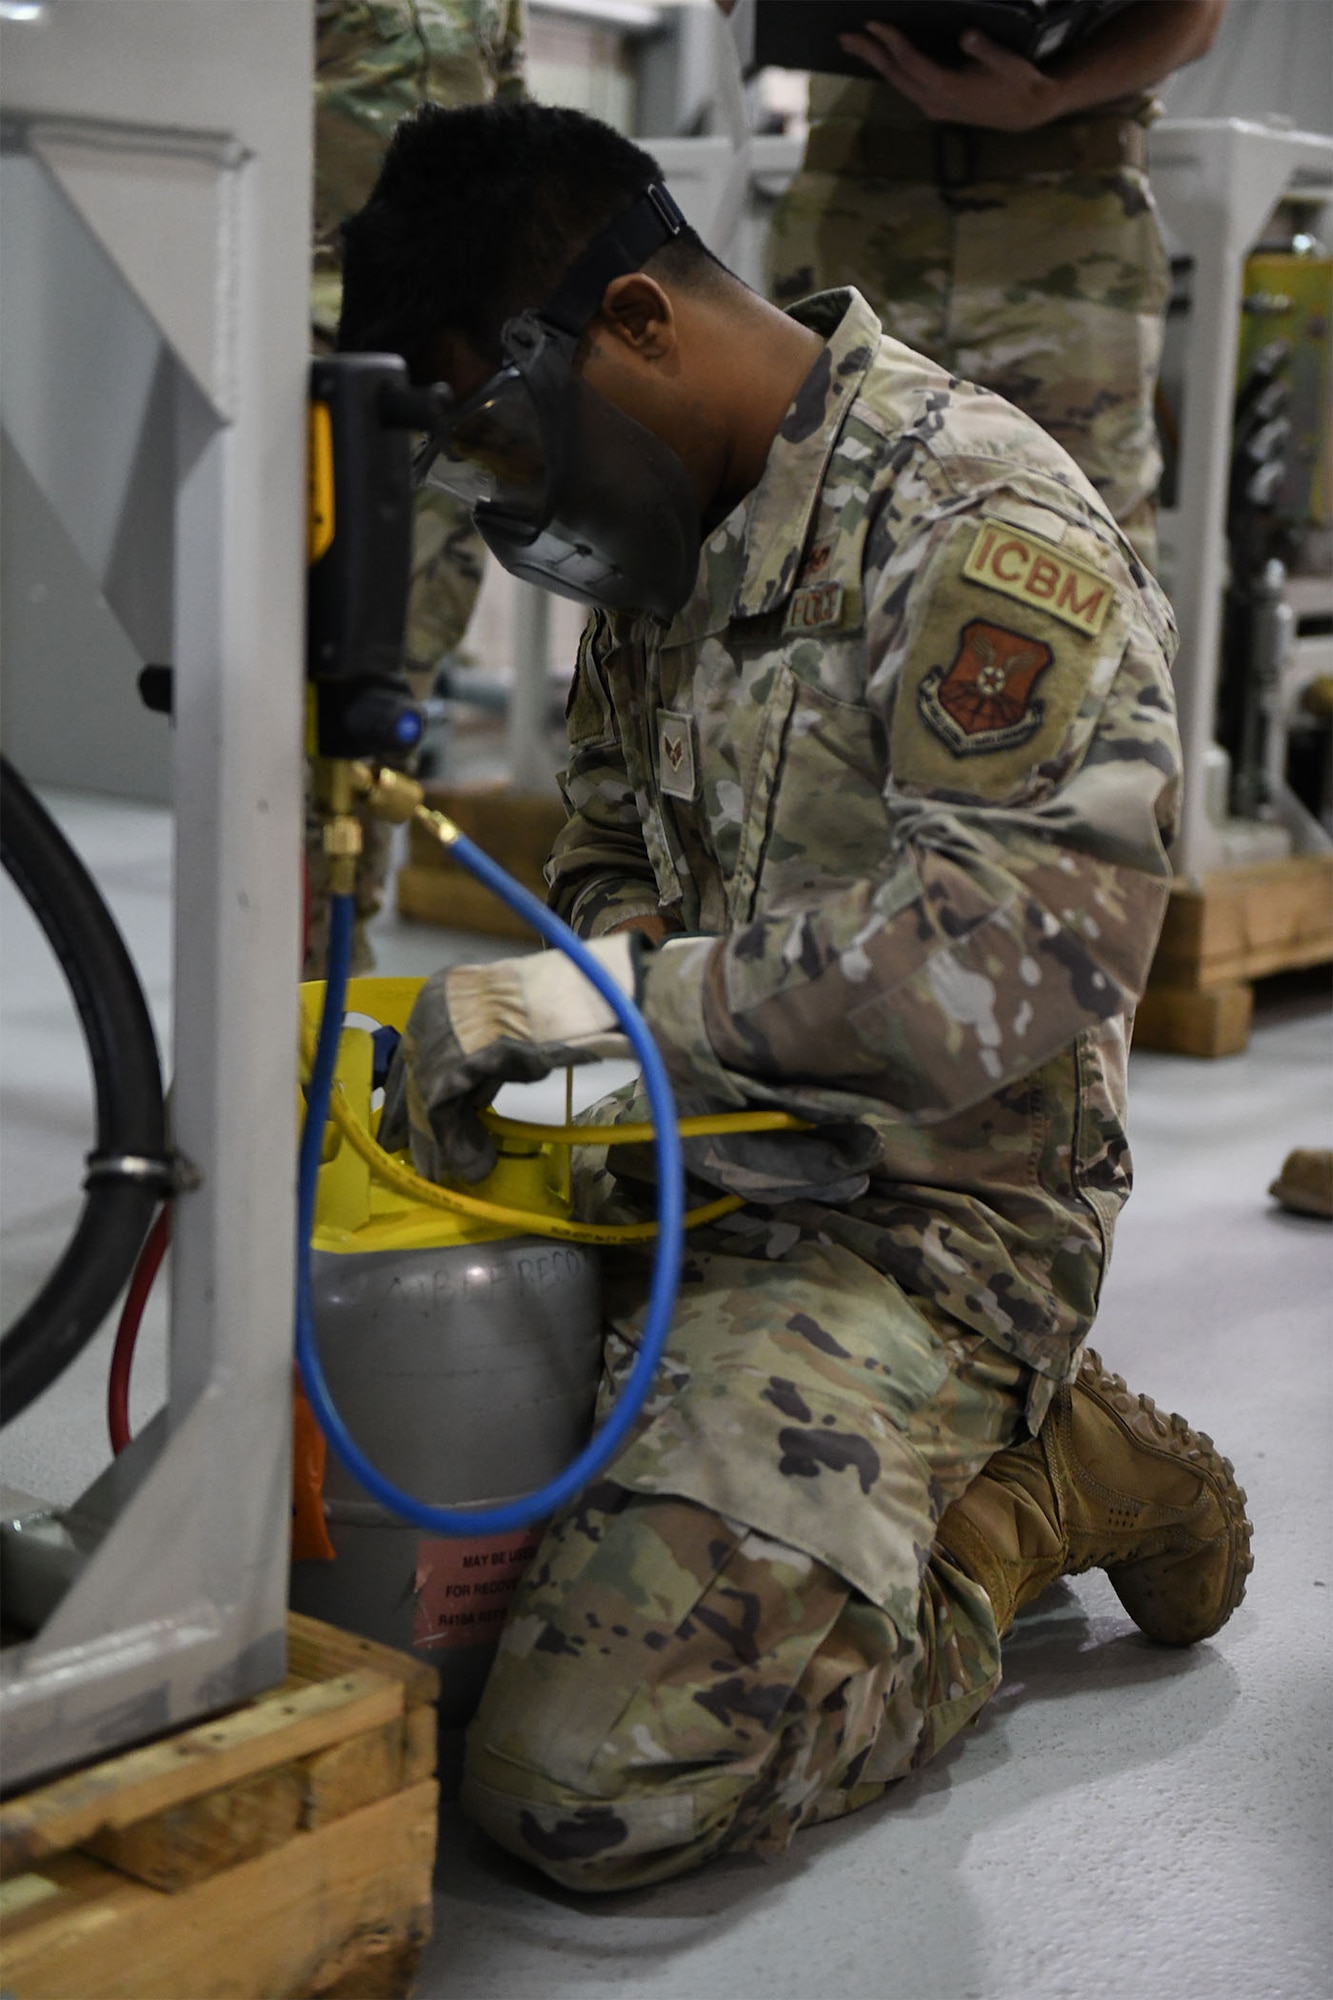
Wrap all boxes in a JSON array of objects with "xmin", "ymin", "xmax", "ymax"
[
  {"xmin": 677, "ymin": 1119, "xmax": 881, "ymax": 1204},
  {"xmin": 379, "ymin": 934, "xmax": 641, "ymax": 1184},
  {"xmin": 603, "ymin": 1094, "xmax": 881, "ymax": 1207}
]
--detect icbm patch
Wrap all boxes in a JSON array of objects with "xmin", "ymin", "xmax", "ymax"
[
  {"xmin": 917, "ymin": 619, "xmax": 1054, "ymax": 757},
  {"xmin": 962, "ymin": 521, "xmax": 1112, "ymax": 636}
]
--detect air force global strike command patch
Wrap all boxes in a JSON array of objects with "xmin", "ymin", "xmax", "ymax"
[
  {"xmin": 888, "ymin": 508, "xmax": 1130, "ymax": 806},
  {"xmin": 917, "ymin": 620, "xmax": 1053, "ymax": 756}
]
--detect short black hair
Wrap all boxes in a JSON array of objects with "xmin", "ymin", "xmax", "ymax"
[{"xmin": 338, "ymin": 99, "xmax": 725, "ymax": 371}]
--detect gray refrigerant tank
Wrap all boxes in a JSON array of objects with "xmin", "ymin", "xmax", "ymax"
[{"xmin": 290, "ymin": 1231, "xmax": 602, "ymax": 1725}]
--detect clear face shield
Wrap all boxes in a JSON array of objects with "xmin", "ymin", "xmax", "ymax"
[
  {"xmin": 410, "ymin": 184, "xmax": 703, "ymax": 623},
  {"xmin": 412, "ymin": 359, "xmax": 545, "ymax": 517}
]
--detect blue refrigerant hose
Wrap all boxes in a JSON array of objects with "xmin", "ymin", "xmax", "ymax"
[{"xmin": 295, "ymin": 832, "xmax": 685, "ymax": 1536}]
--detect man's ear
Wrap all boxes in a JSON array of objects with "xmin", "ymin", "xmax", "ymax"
[{"xmin": 596, "ymin": 272, "xmax": 677, "ymax": 360}]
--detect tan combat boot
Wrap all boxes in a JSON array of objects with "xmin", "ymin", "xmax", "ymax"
[
  {"xmin": 1268, "ymin": 1147, "xmax": 1333, "ymax": 1220},
  {"xmin": 936, "ymin": 1349, "xmax": 1253, "ymax": 1647}
]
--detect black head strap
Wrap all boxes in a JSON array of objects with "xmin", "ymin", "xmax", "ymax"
[{"xmin": 538, "ymin": 182, "xmax": 687, "ymax": 338}]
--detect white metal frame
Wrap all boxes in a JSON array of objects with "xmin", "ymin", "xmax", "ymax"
[{"xmin": 0, "ymin": 1, "xmax": 310, "ymax": 1790}]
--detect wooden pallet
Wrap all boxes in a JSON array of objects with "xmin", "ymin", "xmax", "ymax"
[
  {"xmin": 0, "ymin": 1614, "xmax": 440, "ymax": 2000},
  {"xmin": 1134, "ymin": 852, "xmax": 1333, "ymax": 1057},
  {"xmin": 396, "ymin": 783, "xmax": 566, "ymax": 941}
]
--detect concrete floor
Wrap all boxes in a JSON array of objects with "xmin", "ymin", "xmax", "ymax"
[{"xmin": 2, "ymin": 790, "xmax": 1330, "ymax": 2000}]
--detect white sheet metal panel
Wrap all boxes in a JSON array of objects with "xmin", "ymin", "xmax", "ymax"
[{"xmin": 0, "ymin": 0, "xmax": 310, "ymax": 1788}]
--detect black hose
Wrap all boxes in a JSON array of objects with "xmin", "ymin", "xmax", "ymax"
[{"xmin": 0, "ymin": 756, "xmax": 169, "ymax": 1426}]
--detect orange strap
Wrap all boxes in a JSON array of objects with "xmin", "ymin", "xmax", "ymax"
[{"xmin": 291, "ymin": 1378, "xmax": 337, "ymax": 1563}]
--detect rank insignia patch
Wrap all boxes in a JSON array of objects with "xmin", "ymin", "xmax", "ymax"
[
  {"xmin": 657, "ymin": 708, "xmax": 697, "ymax": 799},
  {"xmin": 917, "ymin": 619, "xmax": 1054, "ymax": 757}
]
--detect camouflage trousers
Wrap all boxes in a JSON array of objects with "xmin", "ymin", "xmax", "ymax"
[
  {"xmin": 461, "ymin": 1232, "xmax": 1044, "ymax": 1890},
  {"xmin": 766, "ymin": 163, "xmax": 1169, "ymax": 566}
]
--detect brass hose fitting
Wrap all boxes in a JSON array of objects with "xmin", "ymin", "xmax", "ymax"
[
  {"xmin": 348, "ymin": 760, "xmax": 422, "ymax": 824},
  {"xmin": 315, "ymin": 757, "xmax": 364, "ymax": 898},
  {"xmin": 347, "ymin": 760, "xmax": 461, "ymax": 849}
]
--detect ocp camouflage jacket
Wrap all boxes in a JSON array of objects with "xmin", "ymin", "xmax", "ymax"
[{"xmin": 547, "ymin": 288, "xmax": 1181, "ymax": 1382}]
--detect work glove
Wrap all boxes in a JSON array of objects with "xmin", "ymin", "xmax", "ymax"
[
  {"xmin": 379, "ymin": 934, "xmax": 641, "ymax": 1184},
  {"xmin": 604, "ymin": 1091, "xmax": 882, "ymax": 1207},
  {"xmin": 677, "ymin": 1117, "xmax": 880, "ymax": 1205}
]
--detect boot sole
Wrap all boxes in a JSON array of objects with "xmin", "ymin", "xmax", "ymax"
[{"xmin": 1077, "ymin": 1350, "xmax": 1254, "ymax": 1645}]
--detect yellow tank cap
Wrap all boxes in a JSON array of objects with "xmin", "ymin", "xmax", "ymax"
[{"xmin": 300, "ymin": 977, "xmax": 575, "ymax": 1253}]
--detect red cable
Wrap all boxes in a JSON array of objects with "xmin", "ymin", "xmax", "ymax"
[
  {"xmin": 108, "ymin": 850, "xmax": 310, "ymax": 1456},
  {"xmin": 108, "ymin": 1204, "xmax": 171, "ymax": 1455},
  {"xmin": 108, "ymin": 855, "xmax": 309, "ymax": 1455}
]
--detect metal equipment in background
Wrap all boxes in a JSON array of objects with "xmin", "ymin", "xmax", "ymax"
[
  {"xmin": 307, "ymin": 354, "xmax": 425, "ymax": 766},
  {"xmin": 298, "ymin": 358, "xmax": 603, "ymax": 1725},
  {"xmin": 290, "ymin": 977, "xmax": 604, "ymax": 1725},
  {"xmin": 1216, "ymin": 201, "xmax": 1332, "ymax": 835},
  {"xmin": 1, "ymin": 1, "xmax": 310, "ymax": 1793},
  {"xmin": 1144, "ymin": 118, "xmax": 1332, "ymax": 877},
  {"xmin": 297, "ymin": 354, "xmax": 699, "ymax": 1726}
]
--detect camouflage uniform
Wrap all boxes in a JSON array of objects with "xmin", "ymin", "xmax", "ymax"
[
  {"xmin": 765, "ymin": 75, "xmax": 1171, "ymax": 565},
  {"xmin": 459, "ymin": 288, "xmax": 1182, "ymax": 1887},
  {"xmin": 306, "ymin": 0, "xmax": 526, "ymax": 975}
]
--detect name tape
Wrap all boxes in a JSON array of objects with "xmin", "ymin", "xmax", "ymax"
[
  {"xmin": 784, "ymin": 580, "xmax": 845, "ymax": 633},
  {"xmin": 963, "ymin": 522, "xmax": 1113, "ymax": 637}
]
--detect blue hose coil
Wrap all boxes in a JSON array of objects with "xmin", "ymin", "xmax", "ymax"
[{"xmin": 295, "ymin": 835, "xmax": 685, "ymax": 1536}]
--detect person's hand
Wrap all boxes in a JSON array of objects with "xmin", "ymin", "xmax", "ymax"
[
  {"xmin": 840, "ymin": 23, "xmax": 1066, "ymax": 131},
  {"xmin": 378, "ymin": 935, "xmax": 639, "ymax": 1183}
]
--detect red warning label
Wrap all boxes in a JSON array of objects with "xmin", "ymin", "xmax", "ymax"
[{"xmin": 413, "ymin": 1527, "xmax": 543, "ymax": 1651}]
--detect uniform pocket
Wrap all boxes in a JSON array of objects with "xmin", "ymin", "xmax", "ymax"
[
  {"xmin": 607, "ymin": 1367, "xmax": 944, "ymax": 1646},
  {"xmin": 750, "ymin": 674, "xmax": 890, "ymax": 916}
]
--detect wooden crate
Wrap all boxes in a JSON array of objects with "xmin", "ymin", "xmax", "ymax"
[
  {"xmin": 1135, "ymin": 853, "xmax": 1333, "ymax": 1057},
  {"xmin": 0, "ymin": 1615, "xmax": 440, "ymax": 2000},
  {"xmin": 396, "ymin": 783, "xmax": 566, "ymax": 941}
]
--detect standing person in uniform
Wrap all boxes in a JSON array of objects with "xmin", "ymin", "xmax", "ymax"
[
  {"xmin": 761, "ymin": 0, "xmax": 1228, "ymax": 569},
  {"xmin": 338, "ymin": 100, "xmax": 1251, "ymax": 1889},
  {"xmin": 306, "ymin": 0, "xmax": 526, "ymax": 976}
]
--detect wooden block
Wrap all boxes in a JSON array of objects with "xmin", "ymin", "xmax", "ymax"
[
  {"xmin": 295, "ymin": 1942, "xmax": 425, "ymax": 2000},
  {"xmin": 1133, "ymin": 981, "xmax": 1255, "ymax": 1058},
  {"xmin": 0, "ymin": 1873, "xmax": 70, "ymax": 1927},
  {"xmin": 300, "ymin": 1719, "xmax": 404, "ymax": 1830},
  {"xmin": 82, "ymin": 1712, "xmax": 419, "ymax": 1890},
  {"xmin": 401, "ymin": 1703, "xmax": 438, "ymax": 1788},
  {"xmin": 0, "ymin": 1778, "xmax": 438, "ymax": 2000},
  {"xmin": 399, "ymin": 784, "xmax": 566, "ymax": 937},
  {"xmin": 408, "ymin": 785, "xmax": 565, "ymax": 880},
  {"xmin": 82, "ymin": 1765, "xmax": 304, "ymax": 1893},
  {"xmin": 286, "ymin": 1612, "xmax": 439, "ymax": 1712},
  {"xmin": 0, "ymin": 1673, "xmax": 403, "ymax": 1877},
  {"xmin": 1151, "ymin": 854, "xmax": 1333, "ymax": 991},
  {"xmin": 395, "ymin": 862, "xmax": 539, "ymax": 941}
]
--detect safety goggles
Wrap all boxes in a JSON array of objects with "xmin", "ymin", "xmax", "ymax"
[{"xmin": 410, "ymin": 180, "xmax": 687, "ymax": 524}]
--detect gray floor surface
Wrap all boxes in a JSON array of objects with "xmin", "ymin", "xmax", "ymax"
[{"xmin": 2, "ymin": 790, "xmax": 1330, "ymax": 2000}]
